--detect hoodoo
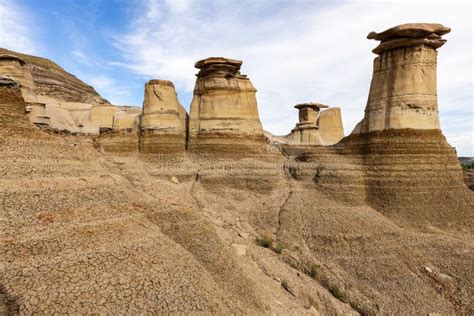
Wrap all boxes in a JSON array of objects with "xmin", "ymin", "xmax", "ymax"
[
  {"xmin": 342, "ymin": 23, "xmax": 470, "ymax": 226},
  {"xmin": 139, "ymin": 80, "xmax": 187, "ymax": 154},
  {"xmin": 287, "ymin": 102, "xmax": 327, "ymax": 145},
  {"xmin": 187, "ymin": 57, "xmax": 266, "ymax": 155},
  {"xmin": 353, "ymin": 23, "xmax": 450, "ymax": 134},
  {"xmin": 287, "ymin": 102, "xmax": 344, "ymax": 145},
  {"xmin": 1, "ymin": 22, "xmax": 473, "ymax": 315}
]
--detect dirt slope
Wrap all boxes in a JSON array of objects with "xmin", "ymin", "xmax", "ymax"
[{"xmin": 0, "ymin": 66, "xmax": 473, "ymax": 314}]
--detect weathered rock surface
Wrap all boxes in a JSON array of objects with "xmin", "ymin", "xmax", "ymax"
[
  {"xmin": 287, "ymin": 102, "xmax": 327, "ymax": 145},
  {"xmin": 188, "ymin": 57, "xmax": 266, "ymax": 155},
  {"xmin": 0, "ymin": 48, "xmax": 109, "ymax": 105},
  {"xmin": 317, "ymin": 107, "xmax": 344, "ymax": 145},
  {"xmin": 353, "ymin": 23, "xmax": 450, "ymax": 134},
  {"xmin": 1, "ymin": 23, "xmax": 473, "ymax": 315},
  {"xmin": 287, "ymin": 103, "xmax": 344, "ymax": 146},
  {"xmin": 367, "ymin": 23, "xmax": 450, "ymax": 41},
  {"xmin": 139, "ymin": 80, "xmax": 186, "ymax": 154}
]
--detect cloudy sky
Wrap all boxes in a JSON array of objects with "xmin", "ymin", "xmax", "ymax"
[{"xmin": 0, "ymin": 0, "xmax": 472, "ymax": 155}]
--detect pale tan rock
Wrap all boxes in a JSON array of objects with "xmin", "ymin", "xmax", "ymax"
[
  {"xmin": 317, "ymin": 108, "xmax": 344, "ymax": 145},
  {"xmin": 231, "ymin": 243, "xmax": 247, "ymax": 256},
  {"xmin": 25, "ymin": 102, "xmax": 50, "ymax": 126},
  {"xmin": 89, "ymin": 105, "xmax": 121, "ymax": 129},
  {"xmin": 0, "ymin": 48, "xmax": 109, "ymax": 105},
  {"xmin": 112, "ymin": 111, "xmax": 139, "ymax": 130},
  {"xmin": 0, "ymin": 54, "xmax": 37, "ymax": 103},
  {"xmin": 0, "ymin": 48, "xmax": 114, "ymax": 134},
  {"xmin": 352, "ymin": 23, "xmax": 449, "ymax": 134},
  {"xmin": 188, "ymin": 57, "xmax": 266, "ymax": 154},
  {"xmin": 45, "ymin": 103, "xmax": 80, "ymax": 132},
  {"xmin": 99, "ymin": 110, "xmax": 141, "ymax": 153},
  {"xmin": 287, "ymin": 103, "xmax": 327, "ymax": 146},
  {"xmin": 139, "ymin": 80, "xmax": 186, "ymax": 153}
]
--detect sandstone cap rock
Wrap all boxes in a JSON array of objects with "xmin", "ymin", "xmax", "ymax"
[
  {"xmin": 294, "ymin": 102, "xmax": 329, "ymax": 110},
  {"xmin": 368, "ymin": 23, "xmax": 450, "ymax": 55},
  {"xmin": 195, "ymin": 57, "xmax": 242, "ymax": 70},
  {"xmin": 367, "ymin": 23, "xmax": 451, "ymax": 41}
]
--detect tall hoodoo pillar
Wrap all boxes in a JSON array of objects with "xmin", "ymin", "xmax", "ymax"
[
  {"xmin": 187, "ymin": 57, "xmax": 266, "ymax": 155},
  {"xmin": 139, "ymin": 80, "xmax": 186, "ymax": 153},
  {"xmin": 352, "ymin": 23, "xmax": 451, "ymax": 134},
  {"xmin": 341, "ymin": 23, "xmax": 470, "ymax": 223}
]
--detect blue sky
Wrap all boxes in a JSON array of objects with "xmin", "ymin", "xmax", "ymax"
[{"xmin": 1, "ymin": 0, "xmax": 472, "ymax": 156}]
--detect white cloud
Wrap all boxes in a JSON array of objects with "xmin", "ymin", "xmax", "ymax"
[
  {"xmin": 0, "ymin": 0, "xmax": 37, "ymax": 54},
  {"xmin": 114, "ymin": 0, "xmax": 473, "ymax": 155}
]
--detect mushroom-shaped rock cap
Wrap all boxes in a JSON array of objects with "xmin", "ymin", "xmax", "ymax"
[
  {"xmin": 367, "ymin": 23, "xmax": 451, "ymax": 41},
  {"xmin": 195, "ymin": 57, "xmax": 243, "ymax": 70},
  {"xmin": 294, "ymin": 102, "xmax": 329, "ymax": 110}
]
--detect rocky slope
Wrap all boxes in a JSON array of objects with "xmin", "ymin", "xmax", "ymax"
[
  {"xmin": 1, "ymin": 23, "xmax": 473, "ymax": 315},
  {"xmin": 0, "ymin": 48, "xmax": 108, "ymax": 105},
  {"xmin": 1, "ymin": 82, "xmax": 472, "ymax": 314}
]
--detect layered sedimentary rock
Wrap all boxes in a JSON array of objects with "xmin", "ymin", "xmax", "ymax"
[
  {"xmin": 188, "ymin": 57, "xmax": 266, "ymax": 155},
  {"xmin": 0, "ymin": 48, "xmax": 108, "ymax": 105},
  {"xmin": 0, "ymin": 53, "xmax": 50, "ymax": 127},
  {"xmin": 352, "ymin": 23, "xmax": 450, "ymax": 134},
  {"xmin": 139, "ymin": 80, "xmax": 186, "ymax": 153},
  {"xmin": 99, "ymin": 110, "xmax": 141, "ymax": 152},
  {"xmin": 0, "ymin": 48, "xmax": 125, "ymax": 134},
  {"xmin": 336, "ymin": 23, "xmax": 472, "ymax": 224},
  {"xmin": 1, "ymin": 24, "xmax": 474, "ymax": 315},
  {"xmin": 287, "ymin": 103, "xmax": 344, "ymax": 146}
]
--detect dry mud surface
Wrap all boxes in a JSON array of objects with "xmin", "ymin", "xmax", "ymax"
[{"xmin": 1, "ymin": 86, "xmax": 473, "ymax": 314}]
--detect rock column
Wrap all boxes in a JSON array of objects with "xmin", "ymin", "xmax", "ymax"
[
  {"xmin": 139, "ymin": 80, "xmax": 186, "ymax": 153},
  {"xmin": 188, "ymin": 57, "xmax": 266, "ymax": 155},
  {"xmin": 287, "ymin": 102, "xmax": 327, "ymax": 145},
  {"xmin": 352, "ymin": 23, "xmax": 451, "ymax": 134}
]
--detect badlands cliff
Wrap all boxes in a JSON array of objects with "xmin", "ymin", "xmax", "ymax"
[{"xmin": 0, "ymin": 23, "xmax": 473, "ymax": 315}]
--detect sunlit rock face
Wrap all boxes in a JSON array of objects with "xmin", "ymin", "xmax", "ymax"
[
  {"xmin": 337, "ymin": 23, "xmax": 471, "ymax": 224},
  {"xmin": 187, "ymin": 57, "xmax": 266, "ymax": 155},
  {"xmin": 352, "ymin": 23, "xmax": 450, "ymax": 134},
  {"xmin": 317, "ymin": 107, "xmax": 344, "ymax": 145},
  {"xmin": 139, "ymin": 80, "xmax": 186, "ymax": 154},
  {"xmin": 286, "ymin": 103, "xmax": 344, "ymax": 146},
  {"xmin": 287, "ymin": 103, "xmax": 326, "ymax": 145}
]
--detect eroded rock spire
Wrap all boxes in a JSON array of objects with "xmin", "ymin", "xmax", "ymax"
[
  {"xmin": 187, "ymin": 57, "xmax": 266, "ymax": 155},
  {"xmin": 352, "ymin": 23, "xmax": 450, "ymax": 134}
]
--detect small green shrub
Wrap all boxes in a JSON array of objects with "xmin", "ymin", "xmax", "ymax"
[
  {"xmin": 329, "ymin": 285, "xmax": 348, "ymax": 303},
  {"xmin": 256, "ymin": 234, "xmax": 272, "ymax": 248},
  {"xmin": 309, "ymin": 265, "xmax": 318, "ymax": 278},
  {"xmin": 257, "ymin": 235, "xmax": 284, "ymax": 254},
  {"xmin": 271, "ymin": 241, "xmax": 283, "ymax": 254}
]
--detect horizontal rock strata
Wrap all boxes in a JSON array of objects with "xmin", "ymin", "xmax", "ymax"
[
  {"xmin": 353, "ymin": 23, "xmax": 450, "ymax": 134},
  {"xmin": 139, "ymin": 80, "xmax": 186, "ymax": 154},
  {"xmin": 188, "ymin": 57, "xmax": 266, "ymax": 156}
]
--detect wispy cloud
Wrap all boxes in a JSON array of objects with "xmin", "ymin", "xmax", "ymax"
[
  {"xmin": 0, "ymin": 0, "xmax": 37, "ymax": 54},
  {"xmin": 113, "ymin": 0, "xmax": 472, "ymax": 155}
]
